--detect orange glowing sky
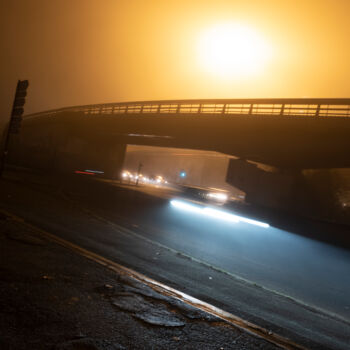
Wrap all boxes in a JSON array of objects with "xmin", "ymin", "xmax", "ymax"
[{"xmin": 1, "ymin": 0, "xmax": 350, "ymax": 120}]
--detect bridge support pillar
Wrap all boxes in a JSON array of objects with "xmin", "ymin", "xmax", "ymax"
[{"xmin": 226, "ymin": 158, "xmax": 349, "ymax": 222}]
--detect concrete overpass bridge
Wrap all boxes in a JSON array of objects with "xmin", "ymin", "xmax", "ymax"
[{"xmin": 10, "ymin": 98, "xmax": 350, "ymax": 220}]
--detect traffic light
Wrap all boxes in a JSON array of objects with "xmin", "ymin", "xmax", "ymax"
[
  {"xmin": 180, "ymin": 170, "xmax": 187, "ymax": 178},
  {"xmin": 9, "ymin": 80, "xmax": 29, "ymax": 134}
]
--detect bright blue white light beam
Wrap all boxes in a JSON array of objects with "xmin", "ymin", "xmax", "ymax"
[{"xmin": 170, "ymin": 200, "xmax": 269, "ymax": 228}]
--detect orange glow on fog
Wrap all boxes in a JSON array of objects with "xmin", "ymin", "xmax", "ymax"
[
  {"xmin": 3, "ymin": 1, "xmax": 350, "ymax": 118},
  {"xmin": 197, "ymin": 23, "xmax": 272, "ymax": 79}
]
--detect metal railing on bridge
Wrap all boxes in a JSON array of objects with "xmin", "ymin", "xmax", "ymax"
[{"xmin": 26, "ymin": 98, "xmax": 350, "ymax": 119}]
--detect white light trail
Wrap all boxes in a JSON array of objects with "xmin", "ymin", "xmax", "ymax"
[
  {"xmin": 202, "ymin": 207, "xmax": 239, "ymax": 223},
  {"xmin": 170, "ymin": 200, "xmax": 269, "ymax": 228},
  {"xmin": 170, "ymin": 199, "xmax": 203, "ymax": 214}
]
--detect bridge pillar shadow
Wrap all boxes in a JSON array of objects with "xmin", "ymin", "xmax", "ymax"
[
  {"xmin": 8, "ymin": 112, "xmax": 126, "ymax": 180},
  {"xmin": 226, "ymin": 158, "xmax": 349, "ymax": 223}
]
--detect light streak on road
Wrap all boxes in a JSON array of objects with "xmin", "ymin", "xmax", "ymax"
[
  {"xmin": 84, "ymin": 169, "xmax": 104, "ymax": 174},
  {"xmin": 170, "ymin": 199, "xmax": 269, "ymax": 228},
  {"xmin": 202, "ymin": 207, "xmax": 239, "ymax": 223},
  {"xmin": 74, "ymin": 170, "xmax": 95, "ymax": 175}
]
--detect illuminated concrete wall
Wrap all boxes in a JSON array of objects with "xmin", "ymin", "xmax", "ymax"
[{"xmin": 123, "ymin": 145, "xmax": 242, "ymax": 194}]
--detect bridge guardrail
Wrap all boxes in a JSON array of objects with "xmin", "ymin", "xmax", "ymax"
[{"xmin": 25, "ymin": 98, "xmax": 350, "ymax": 119}]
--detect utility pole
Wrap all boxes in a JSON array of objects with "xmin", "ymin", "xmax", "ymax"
[{"xmin": 0, "ymin": 80, "xmax": 29, "ymax": 177}]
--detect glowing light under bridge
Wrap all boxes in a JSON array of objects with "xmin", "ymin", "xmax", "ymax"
[{"xmin": 170, "ymin": 200, "xmax": 269, "ymax": 228}]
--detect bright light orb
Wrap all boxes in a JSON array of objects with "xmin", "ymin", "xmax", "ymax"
[{"xmin": 198, "ymin": 23, "xmax": 271, "ymax": 78}]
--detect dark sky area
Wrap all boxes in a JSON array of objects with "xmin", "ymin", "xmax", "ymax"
[{"xmin": 1, "ymin": 0, "xmax": 350, "ymax": 126}]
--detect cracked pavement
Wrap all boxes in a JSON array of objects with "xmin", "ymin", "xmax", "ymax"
[{"xmin": 0, "ymin": 212, "xmax": 281, "ymax": 349}]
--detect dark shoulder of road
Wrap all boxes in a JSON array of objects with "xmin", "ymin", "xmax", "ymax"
[
  {"xmin": 0, "ymin": 205, "xmax": 280, "ymax": 350},
  {"xmin": 1, "ymin": 168, "xmax": 350, "ymax": 350}
]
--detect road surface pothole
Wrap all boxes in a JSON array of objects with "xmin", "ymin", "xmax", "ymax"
[
  {"xmin": 112, "ymin": 293, "xmax": 186, "ymax": 327},
  {"xmin": 122, "ymin": 282, "xmax": 219, "ymax": 322}
]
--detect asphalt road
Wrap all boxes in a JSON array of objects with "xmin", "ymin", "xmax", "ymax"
[
  {"xmin": 131, "ymin": 189, "xmax": 350, "ymax": 320},
  {"xmin": 70, "ymin": 178, "xmax": 350, "ymax": 321},
  {"xmin": 1, "ymin": 170, "xmax": 350, "ymax": 350}
]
